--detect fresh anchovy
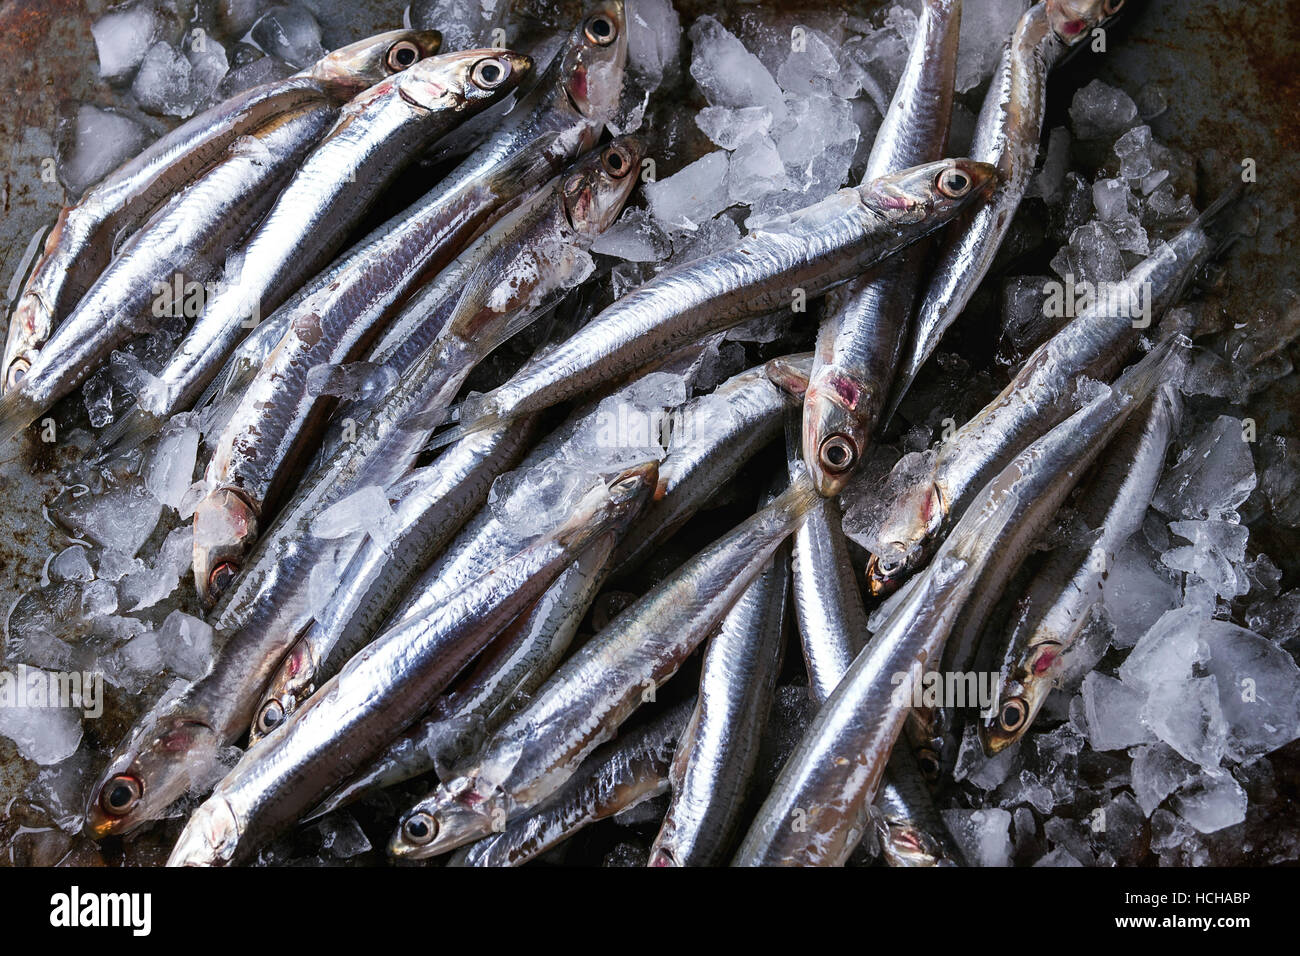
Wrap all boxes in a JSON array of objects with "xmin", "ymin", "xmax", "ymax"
[
  {"xmin": 85, "ymin": 139, "xmax": 641, "ymax": 838},
  {"xmin": 305, "ymin": 533, "xmax": 621, "ymax": 820},
  {"xmin": 884, "ymin": 0, "xmax": 1129, "ymax": 423},
  {"xmin": 444, "ymin": 158, "xmax": 999, "ymax": 440},
  {"xmin": 648, "ymin": 486, "xmax": 789, "ymax": 866},
  {"xmin": 610, "ymin": 357, "xmax": 804, "ymax": 576},
  {"xmin": 874, "ymin": 747, "xmax": 966, "ymax": 866},
  {"xmin": 99, "ymin": 48, "xmax": 519, "ymax": 456},
  {"xmin": 733, "ymin": 334, "xmax": 1188, "ymax": 866},
  {"xmin": 247, "ymin": 417, "xmax": 537, "ymax": 744},
  {"xmin": 864, "ymin": 190, "xmax": 1242, "ymax": 596},
  {"xmin": 389, "ymin": 475, "xmax": 822, "ymax": 860},
  {"xmin": 189, "ymin": 3, "xmax": 629, "ymax": 603},
  {"xmin": 454, "ymin": 699, "xmax": 694, "ymax": 867},
  {"xmin": 0, "ymin": 105, "xmax": 339, "ymax": 444},
  {"xmin": 980, "ymin": 382, "xmax": 1181, "ymax": 752},
  {"xmin": 1, "ymin": 29, "xmax": 442, "ymax": 393},
  {"xmin": 802, "ymin": 0, "xmax": 961, "ymax": 495},
  {"xmin": 166, "ymin": 466, "xmax": 658, "ymax": 866}
]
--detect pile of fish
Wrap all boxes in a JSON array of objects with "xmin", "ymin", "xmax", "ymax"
[{"xmin": 1, "ymin": 0, "xmax": 1297, "ymax": 867}]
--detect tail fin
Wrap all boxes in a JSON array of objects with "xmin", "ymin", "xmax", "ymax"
[
  {"xmin": 1114, "ymin": 332, "xmax": 1192, "ymax": 405},
  {"xmin": 0, "ymin": 388, "xmax": 41, "ymax": 446},
  {"xmin": 421, "ymin": 392, "xmax": 501, "ymax": 453},
  {"xmin": 93, "ymin": 404, "xmax": 163, "ymax": 461}
]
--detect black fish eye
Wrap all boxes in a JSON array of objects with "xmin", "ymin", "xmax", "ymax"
[
  {"xmin": 258, "ymin": 699, "xmax": 284, "ymax": 733},
  {"xmin": 472, "ymin": 59, "xmax": 507, "ymax": 88},
  {"xmin": 402, "ymin": 812, "xmax": 437, "ymax": 845},
  {"xmin": 386, "ymin": 40, "xmax": 421, "ymax": 71},
  {"xmin": 585, "ymin": 14, "xmax": 617, "ymax": 45},
  {"xmin": 100, "ymin": 774, "xmax": 142, "ymax": 815},
  {"xmin": 999, "ymin": 699, "xmax": 1028, "ymax": 733},
  {"xmin": 818, "ymin": 434, "xmax": 856, "ymax": 473},
  {"xmin": 937, "ymin": 168, "xmax": 972, "ymax": 198}
]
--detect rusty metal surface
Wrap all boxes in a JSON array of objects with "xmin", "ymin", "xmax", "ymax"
[{"xmin": 0, "ymin": 0, "xmax": 1296, "ymax": 865}]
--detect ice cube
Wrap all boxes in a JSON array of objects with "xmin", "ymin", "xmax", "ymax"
[
  {"xmin": 669, "ymin": 213, "xmax": 741, "ymax": 264},
  {"xmin": 1245, "ymin": 588, "xmax": 1300, "ymax": 646},
  {"xmin": 1130, "ymin": 742, "xmax": 1198, "ymax": 816},
  {"xmin": 1102, "ymin": 539, "xmax": 1182, "ymax": 649},
  {"xmin": 50, "ymin": 479, "xmax": 162, "ymax": 557},
  {"xmin": 1050, "ymin": 221, "xmax": 1125, "ymax": 286},
  {"xmin": 1026, "ymin": 126, "xmax": 1071, "ymax": 204},
  {"xmin": 645, "ymin": 151, "xmax": 732, "ymax": 231},
  {"xmin": 120, "ymin": 525, "xmax": 193, "ymax": 611},
  {"xmin": 695, "ymin": 105, "xmax": 773, "ymax": 150},
  {"xmin": 954, "ymin": 722, "xmax": 1020, "ymax": 790},
  {"xmin": 188, "ymin": 36, "xmax": 230, "ymax": 107},
  {"xmin": 955, "ymin": 0, "xmax": 1027, "ymax": 93},
  {"xmin": 57, "ymin": 105, "xmax": 151, "ymax": 199},
  {"xmin": 156, "ymin": 610, "xmax": 214, "ymax": 680},
  {"xmin": 133, "ymin": 42, "xmax": 197, "ymax": 118},
  {"xmin": 1119, "ymin": 605, "xmax": 1210, "ymax": 691},
  {"xmin": 1143, "ymin": 676, "xmax": 1228, "ymax": 770},
  {"xmin": 627, "ymin": 0, "xmax": 682, "ymax": 87},
  {"xmin": 1081, "ymin": 672, "xmax": 1158, "ymax": 750},
  {"xmin": 1153, "ymin": 416, "xmax": 1256, "ymax": 521},
  {"xmin": 0, "ymin": 669, "xmax": 84, "ymax": 765},
  {"xmin": 941, "ymin": 808, "xmax": 1013, "ymax": 867},
  {"xmin": 318, "ymin": 812, "xmax": 372, "ymax": 858},
  {"xmin": 688, "ymin": 16, "xmax": 787, "ymax": 123},
  {"xmin": 315, "ymin": 487, "xmax": 396, "ymax": 548},
  {"xmin": 1033, "ymin": 847, "xmax": 1084, "ymax": 867},
  {"xmin": 590, "ymin": 207, "xmax": 672, "ymax": 263},
  {"xmin": 775, "ymin": 27, "xmax": 840, "ymax": 97},
  {"xmin": 1092, "ymin": 178, "xmax": 1130, "ymax": 221},
  {"xmin": 1172, "ymin": 769, "xmax": 1246, "ymax": 834},
  {"xmin": 1161, "ymin": 519, "xmax": 1250, "ymax": 599},
  {"xmin": 1114, "ymin": 125, "xmax": 1156, "ymax": 183},
  {"xmin": 1199, "ymin": 621, "xmax": 1300, "ymax": 762},
  {"xmin": 1136, "ymin": 84, "xmax": 1168, "ymax": 121},
  {"xmin": 83, "ymin": 368, "xmax": 115, "ymax": 429},
  {"xmin": 92, "ymin": 2, "xmax": 161, "ymax": 82},
  {"xmin": 249, "ymin": 4, "xmax": 325, "ymax": 69},
  {"xmin": 98, "ymin": 631, "xmax": 163, "ymax": 694},
  {"xmin": 726, "ymin": 134, "xmax": 788, "ymax": 205},
  {"xmin": 1068, "ymin": 80, "xmax": 1139, "ymax": 141},
  {"xmin": 49, "ymin": 546, "xmax": 94, "ymax": 584},
  {"xmin": 145, "ymin": 414, "xmax": 200, "ymax": 508}
]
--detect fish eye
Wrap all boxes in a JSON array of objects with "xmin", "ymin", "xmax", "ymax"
[
  {"xmin": 100, "ymin": 774, "xmax": 142, "ymax": 816},
  {"xmin": 936, "ymin": 167, "xmax": 973, "ymax": 199},
  {"xmin": 818, "ymin": 434, "xmax": 857, "ymax": 474},
  {"xmin": 602, "ymin": 145, "xmax": 632, "ymax": 178},
  {"xmin": 584, "ymin": 14, "xmax": 617, "ymax": 46},
  {"xmin": 471, "ymin": 58, "xmax": 508, "ymax": 89},
  {"xmin": 998, "ymin": 698, "xmax": 1029, "ymax": 734},
  {"xmin": 7, "ymin": 358, "xmax": 29, "ymax": 387},
  {"xmin": 386, "ymin": 40, "xmax": 421, "ymax": 72},
  {"xmin": 208, "ymin": 561, "xmax": 239, "ymax": 599},
  {"xmin": 257, "ymin": 699, "xmax": 285, "ymax": 735},
  {"xmin": 402, "ymin": 812, "xmax": 438, "ymax": 846},
  {"xmin": 875, "ymin": 549, "xmax": 904, "ymax": 576}
]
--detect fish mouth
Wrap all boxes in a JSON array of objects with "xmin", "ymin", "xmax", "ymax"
[{"xmin": 192, "ymin": 487, "xmax": 260, "ymax": 606}]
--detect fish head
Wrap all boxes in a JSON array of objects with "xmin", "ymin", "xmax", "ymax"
[
  {"xmin": 84, "ymin": 714, "xmax": 220, "ymax": 839},
  {"xmin": 557, "ymin": 0, "xmax": 629, "ymax": 123},
  {"xmin": 2, "ymin": 294, "xmax": 48, "ymax": 394},
  {"xmin": 389, "ymin": 780, "xmax": 497, "ymax": 860},
  {"xmin": 191, "ymin": 487, "xmax": 259, "ymax": 607},
  {"xmin": 861, "ymin": 158, "xmax": 999, "ymax": 227},
  {"xmin": 392, "ymin": 48, "xmax": 532, "ymax": 114},
  {"xmin": 561, "ymin": 136, "xmax": 644, "ymax": 236},
  {"xmin": 865, "ymin": 480, "xmax": 946, "ymax": 597},
  {"xmin": 247, "ymin": 635, "xmax": 317, "ymax": 746},
  {"xmin": 802, "ymin": 366, "xmax": 879, "ymax": 497},
  {"xmin": 979, "ymin": 639, "xmax": 1061, "ymax": 754},
  {"xmin": 166, "ymin": 796, "xmax": 241, "ymax": 867},
  {"xmin": 556, "ymin": 459, "xmax": 659, "ymax": 551},
  {"xmin": 308, "ymin": 29, "xmax": 444, "ymax": 97},
  {"xmin": 1046, "ymin": 0, "xmax": 1128, "ymax": 45},
  {"xmin": 878, "ymin": 817, "xmax": 959, "ymax": 867}
]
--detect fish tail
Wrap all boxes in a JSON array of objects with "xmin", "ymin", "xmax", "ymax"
[
  {"xmin": 1196, "ymin": 182, "xmax": 1253, "ymax": 257},
  {"xmin": 423, "ymin": 393, "xmax": 500, "ymax": 453},
  {"xmin": 0, "ymin": 388, "xmax": 41, "ymax": 445},
  {"xmin": 94, "ymin": 404, "xmax": 163, "ymax": 459},
  {"xmin": 1116, "ymin": 332, "xmax": 1192, "ymax": 404}
]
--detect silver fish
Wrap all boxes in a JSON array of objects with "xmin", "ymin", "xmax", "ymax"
[
  {"xmin": 883, "ymin": 0, "xmax": 1130, "ymax": 423},
  {"xmin": 1, "ymin": 29, "xmax": 442, "ymax": 393},
  {"xmin": 444, "ymin": 158, "xmax": 999, "ymax": 441},
  {"xmin": 98, "ymin": 48, "xmax": 525, "ymax": 456},
  {"xmin": 454, "ymin": 699, "xmax": 694, "ymax": 867},
  {"xmin": 189, "ymin": 4, "xmax": 630, "ymax": 603},
  {"xmin": 648, "ymin": 481, "xmax": 789, "ymax": 866},
  {"xmin": 389, "ymin": 475, "xmax": 821, "ymax": 860},
  {"xmin": 980, "ymin": 382, "xmax": 1181, "ymax": 752},
  {"xmin": 733, "ymin": 334, "xmax": 1188, "ymax": 866},
  {"xmin": 166, "ymin": 465, "xmax": 657, "ymax": 866},
  {"xmin": 864, "ymin": 189, "xmax": 1242, "ymax": 597},
  {"xmin": 802, "ymin": 0, "xmax": 962, "ymax": 495}
]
